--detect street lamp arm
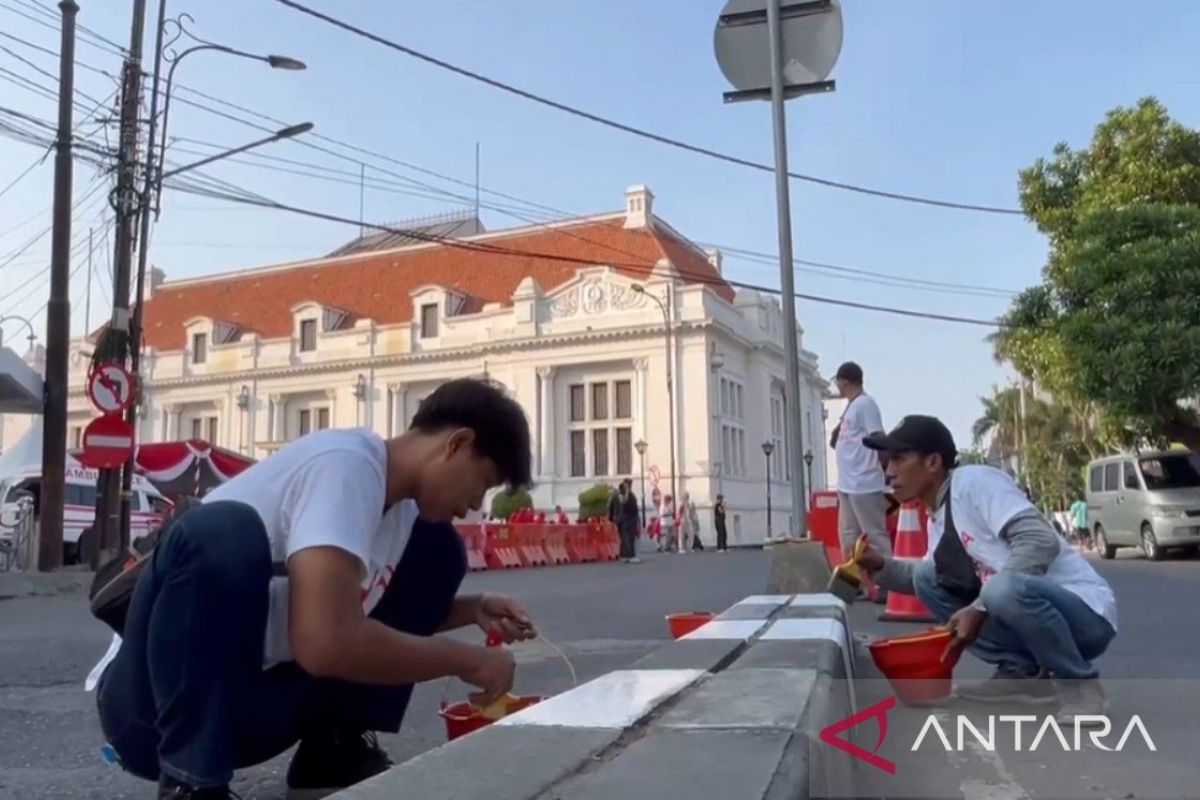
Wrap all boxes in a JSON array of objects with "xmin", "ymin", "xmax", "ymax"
[
  {"xmin": 0, "ymin": 315, "xmax": 38, "ymax": 348},
  {"xmin": 160, "ymin": 123, "xmax": 314, "ymax": 180}
]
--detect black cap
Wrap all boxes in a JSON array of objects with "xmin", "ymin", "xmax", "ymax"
[
  {"xmin": 834, "ymin": 361, "xmax": 863, "ymax": 384},
  {"xmin": 864, "ymin": 415, "xmax": 958, "ymax": 466}
]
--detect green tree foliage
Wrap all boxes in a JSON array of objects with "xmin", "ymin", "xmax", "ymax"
[
  {"xmin": 577, "ymin": 483, "xmax": 614, "ymax": 521},
  {"xmin": 994, "ymin": 98, "xmax": 1200, "ymax": 451},
  {"xmin": 490, "ymin": 487, "xmax": 533, "ymax": 520}
]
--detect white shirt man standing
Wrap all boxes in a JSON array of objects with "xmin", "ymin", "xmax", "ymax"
[{"xmin": 832, "ymin": 361, "xmax": 891, "ymax": 600}]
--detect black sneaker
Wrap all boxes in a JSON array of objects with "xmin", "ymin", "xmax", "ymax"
[
  {"xmin": 286, "ymin": 731, "xmax": 393, "ymax": 799},
  {"xmin": 956, "ymin": 664, "xmax": 1058, "ymax": 705},
  {"xmin": 158, "ymin": 775, "xmax": 239, "ymax": 799}
]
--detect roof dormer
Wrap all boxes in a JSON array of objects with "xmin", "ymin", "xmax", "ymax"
[{"xmin": 623, "ymin": 185, "xmax": 654, "ymax": 230}]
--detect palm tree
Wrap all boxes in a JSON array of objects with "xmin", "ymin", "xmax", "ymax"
[{"xmin": 972, "ymin": 386, "xmax": 1021, "ymax": 463}]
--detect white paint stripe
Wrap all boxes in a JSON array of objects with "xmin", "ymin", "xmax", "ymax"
[
  {"xmin": 761, "ymin": 617, "xmax": 848, "ymax": 649},
  {"xmin": 87, "ymin": 434, "xmax": 132, "ymax": 448},
  {"xmin": 789, "ymin": 592, "xmax": 847, "ymax": 609},
  {"xmin": 734, "ymin": 594, "xmax": 793, "ymax": 606},
  {"xmin": 680, "ymin": 619, "xmax": 766, "ymax": 641},
  {"xmin": 496, "ymin": 669, "xmax": 704, "ymax": 729}
]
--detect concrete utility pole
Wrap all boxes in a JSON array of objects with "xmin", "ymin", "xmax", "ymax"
[
  {"xmin": 96, "ymin": 0, "xmax": 147, "ymax": 559},
  {"xmin": 39, "ymin": 0, "xmax": 80, "ymax": 571}
]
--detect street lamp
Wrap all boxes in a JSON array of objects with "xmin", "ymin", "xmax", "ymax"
[
  {"xmin": 115, "ymin": 7, "xmax": 310, "ymax": 548},
  {"xmin": 803, "ymin": 449, "xmax": 814, "ymax": 507},
  {"xmin": 709, "ymin": 342, "xmax": 724, "ymax": 497},
  {"xmin": 0, "ymin": 315, "xmax": 38, "ymax": 350},
  {"xmin": 631, "ymin": 284, "xmax": 677, "ymax": 533},
  {"xmin": 635, "ymin": 438, "xmax": 648, "ymax": 528},
  {"xmin": 762, "ymin": 440, "xmax": 776, "ymax": 540}
]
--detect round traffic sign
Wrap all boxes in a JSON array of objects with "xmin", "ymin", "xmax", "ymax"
[
  {"xmin": 87, "ymin": 363, "xmax": 134, "ymax": 414},
  {"xmin": 80, "ymin": 413, "xmax": 135, "ymax": 469},
  {"xmin": 714, "ymin": 0, "xmax": 844, "ymax": 91}
]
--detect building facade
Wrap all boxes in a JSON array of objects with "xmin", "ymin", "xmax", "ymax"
[{"xmin": 9, "ymin": 186, "xmax": 830, "ymax": 544}]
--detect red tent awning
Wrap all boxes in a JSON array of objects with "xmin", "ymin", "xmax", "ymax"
[{"xmin": 134, "ymin": 439, "xmax": 254, "ymax": 484}]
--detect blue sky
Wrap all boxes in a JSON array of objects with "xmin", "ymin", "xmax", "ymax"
[{"xmin": 1, "ymin": 0, "xmax": 1198, "ymax": 450}]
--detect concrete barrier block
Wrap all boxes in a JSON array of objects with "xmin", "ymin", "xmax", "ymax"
[
  {"xmin": 717, "ymin": 603, "xmax": 783, "ymax": 620},
  {"xmin": 631, "ymin": 638, "xmax": 743, "ymax": 671},
  {"xmin": 678, "ymin": 619, "xmax": 766, "ymax": 640},
  {"xmin": 494, "ymin": 669, "xmax": 704, "ymax": 729},
  {"xmin": 545, "ymin": 729, "xmax": 795, "ymax": 800},
  {"xmin": 730, "ymin": 639, "xmax": 845, "ymax": 677},
  {"xmin": 655, "ymin": 668, "xmax": 817, "ymax": 731},
  {"xmin": 330, "ymin": 725, "xmax": 619, "ymax": 800}
]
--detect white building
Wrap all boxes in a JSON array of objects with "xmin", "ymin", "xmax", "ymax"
[{"xmin": 6, "ymin": 186, "xmax": 830, "ymax": 544}]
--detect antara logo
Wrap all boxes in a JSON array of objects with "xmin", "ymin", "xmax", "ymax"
[{"xmin": 819, "ymin": 697, "xmax": 1156, "ymax": 775}]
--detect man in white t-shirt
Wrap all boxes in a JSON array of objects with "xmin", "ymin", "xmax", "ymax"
[
  {"xmin": 831, "ymin": 362, "xmax": 890, "ymax": 600},
  {"xmin": 855, "ymin": 415, "xmax": 1117, "ymax": 720},
  {"xmin": 92, "ymin": 379, "xmax": 536, "ymax": 799}
]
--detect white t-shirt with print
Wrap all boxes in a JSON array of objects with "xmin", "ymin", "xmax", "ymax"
[
  {"xmin": 925, "ymin": 465, "xmax": 1118, "ymax": 631},
  {"xmin": 835, "ymin": 393, "xmax": 886, "ymax": 494},
  {"xmin": 86, "ymin": 428, "xmax": 418, "ymax": 689}
]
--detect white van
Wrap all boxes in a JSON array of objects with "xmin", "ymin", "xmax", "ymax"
[{"xmin": 0, "ymin": 464, "xmax": 172, "ymax": 564}]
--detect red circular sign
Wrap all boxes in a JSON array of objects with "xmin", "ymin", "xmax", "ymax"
[
  {"xmin": 87, "ymin": 363, "xmax": 135, "ymax": 414},
  {"xmin": 79, "ymin": 413, "xmax": 135, "ymax": 469}
]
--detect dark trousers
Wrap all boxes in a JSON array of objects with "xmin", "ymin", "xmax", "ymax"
[
  {"xmin": 96, "ymin": 500, "xmax": 466, "ymax": 788},
  {"xmin": 715, "ymin": 521, "xmax": 728, "ymax": 551},
  {"xmin": 618, "ymin": 523, "xmax": 637, "ymax": 559}
]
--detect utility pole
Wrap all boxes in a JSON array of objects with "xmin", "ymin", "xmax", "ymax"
[
  {"xmin": 120, "ymin": 0, "xmax": 166, "ymax": 549},
  {"xmin": 96, "ymin": 0, "xmax": 147, "ymax": 559},
  {"xmin": 39, "ymin": 0, "xmax": 79, "ymax": 572}
]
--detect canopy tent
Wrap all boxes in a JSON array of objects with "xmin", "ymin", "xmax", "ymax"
[
  {"xmin": 65, "ymin": 438, "xmax": 255, "ymax": 499},
  {"xmin": 125, "ymin": 440, "xmax": 254, "ymax": 498}
]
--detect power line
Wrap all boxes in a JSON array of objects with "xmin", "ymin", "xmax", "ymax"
[
  {"xmin": 165, "ymin": 178, "xmax": 1006, "ymax": 328},
  {"xmin": 2, "ymin": 0, "xmax": 127, "ymax": 56},
  {"xmin": 268, "ymin": 0, "xmax": 1024, "ymax": 217}
]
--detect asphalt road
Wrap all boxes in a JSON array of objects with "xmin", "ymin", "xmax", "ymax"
[{"xmin": 0, "ymin": 544, "xmax": 1197, "ymax": 799}]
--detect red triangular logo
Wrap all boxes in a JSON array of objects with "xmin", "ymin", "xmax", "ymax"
[{"xmin": 819, "ymin": 695, "xmax": 897, "ymax": 775}]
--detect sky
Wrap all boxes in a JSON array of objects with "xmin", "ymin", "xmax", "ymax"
[{"xmin": 1, "ymin": 0, "xmax": 1198, "ymax": 451}]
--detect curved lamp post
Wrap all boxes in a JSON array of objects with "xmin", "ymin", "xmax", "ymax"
[
  {"xmin": 631, "ymin": 284, "xmax": 677, "ymax": 550},
  {"xmin": 0, "ymin": 315, "xmax": 38, "ymax": 350},
  {"xmin": 762, "ymin": 440, "xmax": 776, "ymax": 540}
]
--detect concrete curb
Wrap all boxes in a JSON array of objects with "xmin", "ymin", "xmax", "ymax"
[{"xmin": 333, "ymin": 592, "xmax": 858, "ymax": 799}]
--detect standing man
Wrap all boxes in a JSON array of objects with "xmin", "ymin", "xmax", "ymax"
[
  {"xmin": 1069, "ymin": 496, "xmax": 1091, "ymax": 550},
  {"xmin": 831, "ymin": 361, "xmax": 891, "ymax": 601},
  {"xmin": 714, "ymin": 495, "xmax": 729, "ymax": 553}
]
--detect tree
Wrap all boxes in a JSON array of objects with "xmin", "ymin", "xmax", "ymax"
[
  {"xmin": 577, "ymin": 483, "xmax": 614, "ymax": 521},
  {"xmin": 995, "ymin": 98, "xmax": 1200, "ymax": 451},
  {"xmin": 971, "ymin": 386, "xmax": 1021, "ymax": 463},
  {"xmin": 490, "ymin": 487, "xmax": 533, "ymax": 520}
]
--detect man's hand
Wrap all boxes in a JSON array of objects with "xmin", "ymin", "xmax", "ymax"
[
  {"xmin": 461, "ymin": 646, "xmax": 516, "ymax": 706},
  {"xmin": 475, "ymin": 594, "xmax": 537, "ymax": 644},
  {"xmin": 852, "ymin": 535, "xmax": 886, "ymax": 574},
  {"xmin": 942, "ymin": 606, "xmax": 987, "ymax": 662}
]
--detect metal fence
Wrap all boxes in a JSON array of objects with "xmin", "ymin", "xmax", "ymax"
[{"xmin": 0, "ymin": 495, "xmax": 35, "ymax": 572}]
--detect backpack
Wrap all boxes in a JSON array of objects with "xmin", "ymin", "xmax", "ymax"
[{"xmin": 88, "ymin": 495, "xmax": 202, "ymax": 636}]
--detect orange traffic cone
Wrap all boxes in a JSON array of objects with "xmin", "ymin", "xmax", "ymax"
[{"xmin": 879, "ymin": 502, "xmax": 937, "ymax": 623}]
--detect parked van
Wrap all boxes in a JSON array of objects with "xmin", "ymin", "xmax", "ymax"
[
  {"xmin": 1085, "ymin": 450, "xmax": 1200, "ymax": 560},
  {"xmin": 0, "ymin": 464, "xmax": 171, "ymax": 565}
]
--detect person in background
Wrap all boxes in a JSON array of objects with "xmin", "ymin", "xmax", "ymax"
[
  {"xmin": 659, "ymin": 494, "xmax": 677, "ymax": 553},
  {"xmin": 831, "ymin": 361, "xmax": 891, "ymax": 602},
  {"xmin": 678, "ymin": 493, "xmax": 697, "ymax": 552},
  {"xmin": 616, "ymin": 480, "xmax": 641, "ymax": 564},
  {"xmin": 855, "ymin": 415, "xmax": 1116, "ymax": 719},
  {"xmin": 714, "ymin": 495, "xmax": 729, "ymax": 553},
  {"xmin": 1069, "ymin": 496, "xmax": 1091, "ymax": 550},
  {"xmin": 687, "ymin": 495, "xmax": 704, "ymax": 551},
  {"xmin": 554, "ymin": 505, "xmax": 570, "ymax": 525}
]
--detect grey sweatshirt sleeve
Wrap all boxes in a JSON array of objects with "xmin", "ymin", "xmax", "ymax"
[{"xmin": 868, "ymin": 509, "xmax": 1061, "ymax": 607}]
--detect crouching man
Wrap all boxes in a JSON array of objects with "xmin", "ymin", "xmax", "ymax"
[
  {"xmin": 89, "ymin": 379, "xmax": 537, "ymax": 799},
  {"xmin": 854, "ymin": 415, "xmax": 1117, "ymax": 720}
]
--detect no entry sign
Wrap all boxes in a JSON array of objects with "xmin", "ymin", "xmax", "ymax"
[
  {"xmin": 87, "ymin": 364, "xmax": 134, "ymax": 415},
  {"xmin": 80, "ymin": 413, "xmax": 135, "ymax": 469}
]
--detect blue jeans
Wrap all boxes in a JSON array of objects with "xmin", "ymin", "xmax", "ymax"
[
  {"xmin": 912, "ymin": 560, "xmax": 1115, "ymax": 679},
  {"xmin": 96, "ymin": 500, "xmax": 466, "ymax": 788}
]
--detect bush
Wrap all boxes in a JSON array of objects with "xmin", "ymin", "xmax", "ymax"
[
  {"xmin": 577, "ymin": 483, "xmax": 614, "ymax": 521},
  {"xmin": 490, "ymin": 488, "xmax": 533, "ymax": 520}
]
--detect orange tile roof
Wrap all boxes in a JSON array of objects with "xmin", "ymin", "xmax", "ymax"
[{"xmin": 139, "ymin": 217, "xmax": 734, "ymax": 351}]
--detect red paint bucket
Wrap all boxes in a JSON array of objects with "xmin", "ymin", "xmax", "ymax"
[
  {"xmin": 438, "ymin": 695, "xmax": 544, "ymax": 741},
  {"xmin": 666, "ymin": 611, "xmax": 715, "ymax": 639},
  {"xmin": 867, "ymin": 627, "xmax": 961, "ymax": 706}
]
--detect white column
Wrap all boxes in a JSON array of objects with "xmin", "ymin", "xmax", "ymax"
[
  {"xmin": 269, "ymin": 394, "xmax": 285, "ymax": 441},
  {"xmin": 537, "ymin": 366, "xmax": 555, "ymax": 478},
  {"xmin": 633, "ymin": 358, "xmax": 648, "ymax": 443},
  {"xmin": 389, "ymin": 383, "xmax": 407, "ymax": 435},
  {"xmin": 325, "ymin": 389, "xmax": 338, "ymax": 428},
  {"xmin": 161, "ymin": 404, "xmax": 176, "ymax": 441}
]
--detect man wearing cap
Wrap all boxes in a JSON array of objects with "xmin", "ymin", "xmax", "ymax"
[
  {"xmin": 854, "ymin": 415, "xmax": 1116, "ymax": 719},
  {"xmin": 831, "ymin": 362, "xmax": 890, "ymax": 601}
]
